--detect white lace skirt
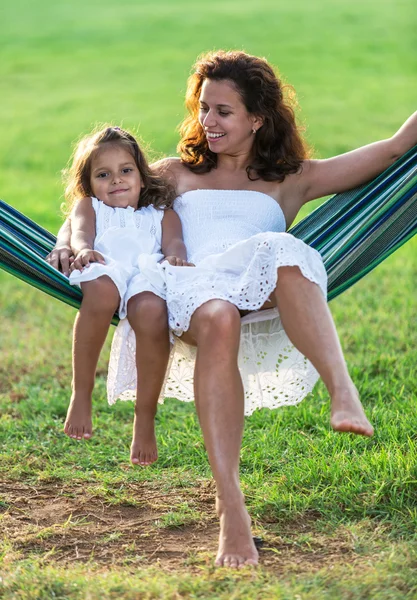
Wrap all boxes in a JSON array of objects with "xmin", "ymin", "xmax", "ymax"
[{"xmin": 107, "ymin": 232, "xmax": 328, "ymax": 415}]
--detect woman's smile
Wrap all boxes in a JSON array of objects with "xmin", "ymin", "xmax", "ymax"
[{"xmin": 206, "ymin": 131, "xmax": 227, "ymax": 144}]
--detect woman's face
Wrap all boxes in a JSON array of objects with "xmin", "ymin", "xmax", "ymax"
[{"xmin": 198, "ymin": 79, "xmax": 261, "ymax": 156}]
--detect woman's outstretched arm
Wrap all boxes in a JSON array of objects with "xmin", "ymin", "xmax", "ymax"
[
  {"xmin": 300, "ymin": 111, "xmax": 417, "ymax": 203},
  {"xmin": 46, "ymin": 218, "xmax": 73, "ymax": 276}
]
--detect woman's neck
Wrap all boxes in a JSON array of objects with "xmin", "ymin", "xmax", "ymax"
[{"xmin": 216, "ymin": 151, "xmax": 253, "ymax": 173}]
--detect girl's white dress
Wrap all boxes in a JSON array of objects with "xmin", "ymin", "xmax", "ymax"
[
  {"xmin": 107, "ymin": 190, "xmax": 328, "ymax": 415},
  {"xmin": 69, "ymin": 197, "xmax": 165, "ymax": 317}
]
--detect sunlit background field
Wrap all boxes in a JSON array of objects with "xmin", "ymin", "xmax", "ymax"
[{"xmin": 1, "ymin": 0, "xmax": 416, "ymax": 598}]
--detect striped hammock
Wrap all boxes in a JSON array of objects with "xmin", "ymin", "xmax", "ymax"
[{"xmin": 1, "ymin": 145, "xmax": 416, "ymax": 321}]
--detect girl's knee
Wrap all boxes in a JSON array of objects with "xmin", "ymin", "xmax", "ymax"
[
  {"xmin": 127, "ymin": 292, "xmax": 168, "ymax": 334},
  {"xmin": 81, "ymin": 277, "xmax": 120, "ymax": 314}
]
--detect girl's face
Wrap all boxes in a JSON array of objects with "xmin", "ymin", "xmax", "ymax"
[
  {"xmin": 198, "ymin": 79, "xmax": 262, "ymax": 156},
  {"xmin": 90, "ymin": 144, "xmax": 142, "ymax": 209}
]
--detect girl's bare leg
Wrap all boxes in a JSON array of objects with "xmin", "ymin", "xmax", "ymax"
[
  {"xmin": 64, "ymin": 276, "xmax": 120, "ymax": 440},
  {"xmin": 183, "ymin": 300, "xmax": 258, "ymax": 568},
  {"xmin": 273, "ymin": 266, "xmax": 373, "ymax": 436},
  {"xmin": 127, "ymin": 292, "xmax": 170, "ymax": 466}
]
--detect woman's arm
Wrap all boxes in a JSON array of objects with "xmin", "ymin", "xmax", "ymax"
[
  {"xmin": 300, "ymin": 111, "xmax": 417, "ymax": 203},
  {"xmin": 46, "ymin": 218, "xmax": 73, "ymax": 276},
  {"xmin": 161, "ymin": 209, "xmax": 193, "ymax": 266}
]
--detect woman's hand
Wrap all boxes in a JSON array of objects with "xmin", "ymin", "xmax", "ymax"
[
  {"xmin": 163, "ymin": 255, "xmax": 195, "ymax": 267},
  {"xmin": 70, "ymin": 249, "xmax": 106, "ymax": 272},
  {"xmin": 46, "ymin": 246, "xmax": 74, "ymax": 277}
]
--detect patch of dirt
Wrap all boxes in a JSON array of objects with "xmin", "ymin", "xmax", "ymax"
[{"xmin": 0, "ymin": 480, "xmax": 366, "ymax": 573}]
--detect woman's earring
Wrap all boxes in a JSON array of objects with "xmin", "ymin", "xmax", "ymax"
[{"xmin": 252, "ymin": 128, "xmax": 256, "ymax": 134}]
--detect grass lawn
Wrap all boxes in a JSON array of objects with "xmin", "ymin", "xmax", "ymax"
[{"xmin": 1, "ymin": 0, "xmax": 417, "ymax": 597}]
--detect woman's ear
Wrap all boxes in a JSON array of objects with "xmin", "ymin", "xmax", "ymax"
[{"xmin": 252, "ymin": 115, "xmax": 264, "ymax": 133}]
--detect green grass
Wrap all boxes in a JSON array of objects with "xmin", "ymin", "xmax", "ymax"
[
  {"xmin": 2, "ymin": 551, "xmax": 417, "ymax": 600},
  {"xmin": 1, "ymin": 0, "xmax": 417, "ymax": 597}
]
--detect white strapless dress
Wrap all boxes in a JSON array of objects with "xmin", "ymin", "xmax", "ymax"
[{"xmin": 107, "ymin": 190, "xmax": 328, "ymax": 415}]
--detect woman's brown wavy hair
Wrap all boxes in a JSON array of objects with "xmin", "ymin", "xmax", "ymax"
[
  {"xmin": 178, "ymin": 50, "xmax": 309, "ymax": 181},
  {"xmin": 63, "ymin": 126, "xmax": 175, "ymax": 214}
]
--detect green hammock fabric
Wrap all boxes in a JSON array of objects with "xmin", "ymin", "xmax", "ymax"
[{"xmin": 1, "ymin": 145, "xmax": 417, "ymax": 320}]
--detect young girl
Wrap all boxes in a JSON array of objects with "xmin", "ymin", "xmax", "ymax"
[{"xmin": 64, "ymin": 126, "xmax": 190, "ymax": 466}]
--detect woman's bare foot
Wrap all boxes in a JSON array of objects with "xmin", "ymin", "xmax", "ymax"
[
  {"xmin": 330, "ymin": 383, "xmax": 374, "ymax": 436},
  {"xmin": 64, "ymin": 393, "xmax": 92, "ymax": 440},
  {"xmin": 130, "ymin": 411, "xmax": 158, "ymax": 466},
  {"xmin": 215, "ymin": 496, "xmax": 259, "ymax": 568}
]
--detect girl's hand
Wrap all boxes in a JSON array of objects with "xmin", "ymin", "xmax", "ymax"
[
  {"xmin": 164, "ymin": 255, "xmax": 195, "ymax": 267},
  {"xmin": 46, "ymin": 246, "xmax": 74, "ymax": 277},
  {"xmin": 70, "ymin": 249, "xmax": 106, "ymax": 272}
]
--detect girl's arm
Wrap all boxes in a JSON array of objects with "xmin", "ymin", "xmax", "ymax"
[
  {"xmin": 300, "ymin": 111, "xmax": 417, "ymax": 204},
  {"xmin": 70, "ymin": 198, "xmax": 105, "ymax": 272},
  {"xmin": 160, "ymin": 209, "xmax": 193, "ymax": 266}
]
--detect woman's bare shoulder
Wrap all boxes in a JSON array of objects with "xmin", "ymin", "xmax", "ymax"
[
  {"xmin": 152, "ymin": 156, "xmax": 180, "ymax": 167},
  {"xmin": 151, "ymin": 157, "xmax": 184, "ymax": 175},
  {"xmin": 151, "ymin": 157, "xmax": 192, "ymax": 192}
]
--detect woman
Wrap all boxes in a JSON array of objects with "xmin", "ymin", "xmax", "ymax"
[{"xmin": 48, "ymin": 50, "xmax": 417, "ymax": 568}]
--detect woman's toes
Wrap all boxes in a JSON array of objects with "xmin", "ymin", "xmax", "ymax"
[{"xmin": 244, "ymin": 557, "xmax": 258, "ymax": 567}]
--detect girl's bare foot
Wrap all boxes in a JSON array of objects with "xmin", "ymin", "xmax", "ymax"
[
  {"xmin": 64, "ymin": 393, "xmax": 92, "ymax": 440},
  {"xmin": 130, "ymin": 411, "xmax": 158, "ymax": 466},
  {"xmin": 215, "ymin": 496, "xmax": 259, "ymax": 568},
  {"xmin": 330, "ymin": 383, "xmax": 374, "ymax": 436}
]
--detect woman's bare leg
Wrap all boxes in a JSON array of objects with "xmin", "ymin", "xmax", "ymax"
[
  {"xmin": 127, "ymin": 292, "xmax": 170, "ymax": 466},
  {"xmin": 273, "ymin": 266, "xmax": 373, "ymax": 436},
  {"xmin": 64, "ymin": 276, "xmax": 120, "ymax": 440},
  {"xmin": 184, "ymin": 300, "xmax": 258, "ymax": 568}
]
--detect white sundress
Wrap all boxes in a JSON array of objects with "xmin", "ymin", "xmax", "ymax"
[
  {"xmin": 107, "ymin": 189, "xmax": 328, "ymax": 415},
  {"xmin": 69, "ymin": 197, "xmax": 166, "ymax": 317}
]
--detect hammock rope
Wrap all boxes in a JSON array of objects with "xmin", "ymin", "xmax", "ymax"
[{"xmin": 1, "ymin": 145, "xmax": 416, "ymax": 317}]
